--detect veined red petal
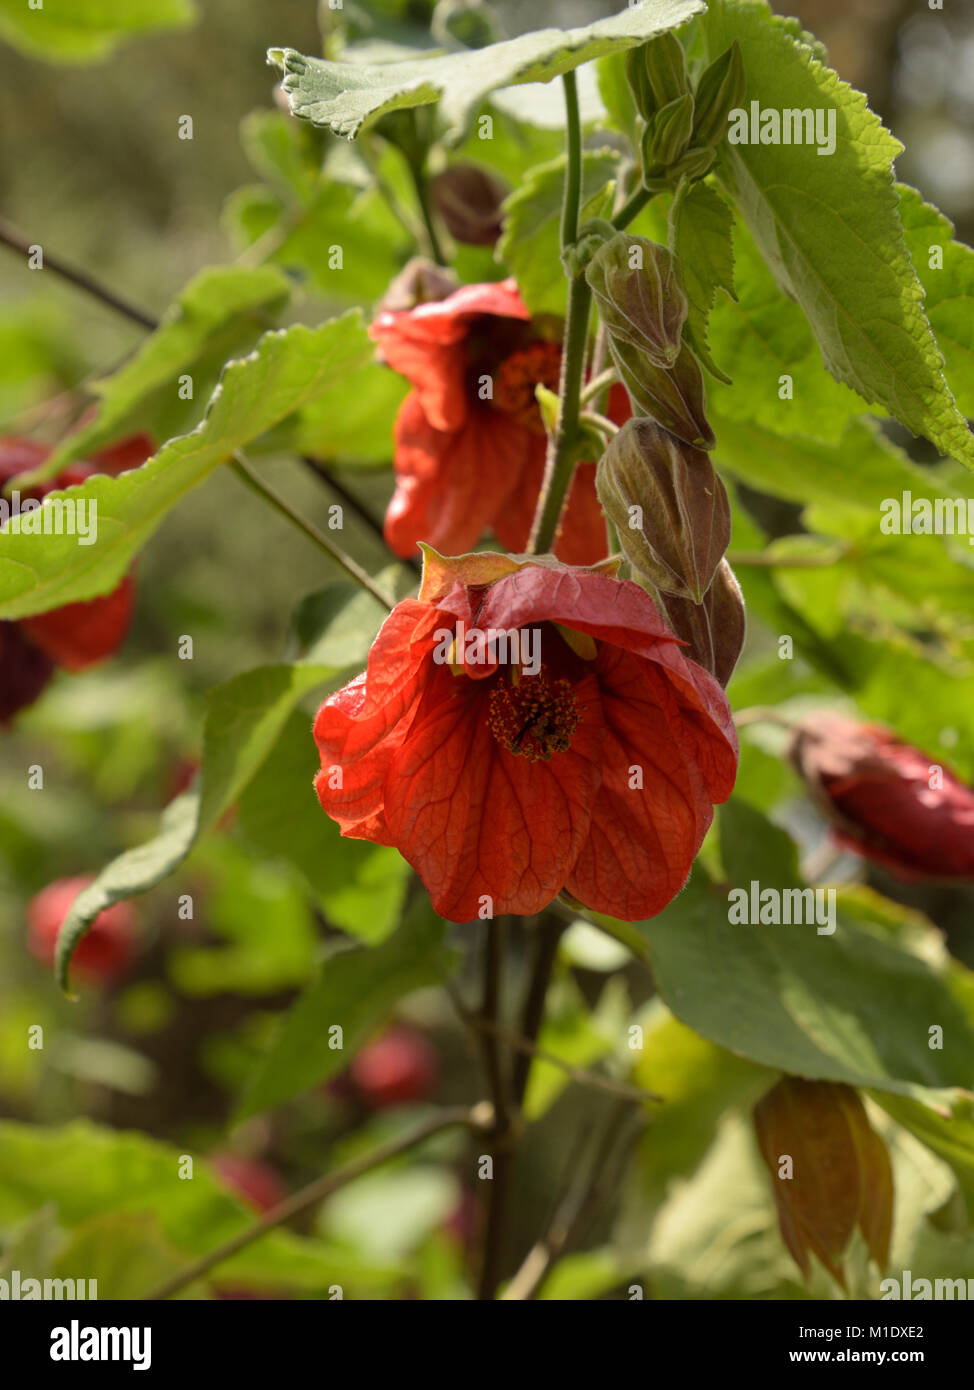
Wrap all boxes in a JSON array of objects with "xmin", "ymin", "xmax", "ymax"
[
  {"xmin": 370, "ymin": 278, "xmax": 530, "ymax": 432},
  {"xmin": 566, "ymin": 646, "xmax": 714, "ymax": 919},
  {"xmin": 385, "ymin": 394, "xmax": 535, "ymax": 560},
  {"xmin": 382, "ymin": 661, "xmax": 605, "ymax": 920},
  {"xmin": 313, "ymin": 600, "xmax": 441, "ymax": 840}
]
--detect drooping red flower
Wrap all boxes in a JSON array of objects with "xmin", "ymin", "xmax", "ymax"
[
  {"xmin": 790, "ymin": 712, "xmax": 974, "ymax": 880},
  {"xmin": 370, "ymin": 280, "xmax": 628, "ymax": 565},
  {"xmin": 0, "ymin": 433, "xmax": 152, "ymax": 723},
  {"xmin": 313, "ymin": 551, "xmax": 738, "ymax": 922},
  {"xmin": 27, "ymin": 875, "xmax": 136, "ymax": 982}
]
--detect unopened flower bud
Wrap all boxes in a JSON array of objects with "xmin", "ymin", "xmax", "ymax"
[
  {"xmin": 429, "ymin": 164, "xmax": 508, "ymax": 246},
  {"xmin": 645, "ymin": 559, "xmax": 745, "ymax": 687},
  {"xmin": 584, "ymin": 234, "xmax": 687, "ymax": 368},
  {"xmin": 376, "ymin": 257, "xmax": 459, "ymax": 314},
  {"xmin": 643, "ymin": 31, "xmax": 691, "ymax": 109},
  {"xmin": 666, "ymin": 145, "xmax": 716, "ymax": 185},
  {"xmin": 598, "ymin": 418, "xmax": 730, "ymax": 601},
  {"xmin": 608, "ymin": 336, "xmax": 715, "ymax": 450},
  {"xmin": 641, "ymin": 92, "xmax": 695, "ymax": 173},
  {"xmin": 692, "ymin": 41, "xmax": 746, "ymax": 149},
  {"xmin": 625, "ymin": 47, "xmax": 655, "ymax": 122}
]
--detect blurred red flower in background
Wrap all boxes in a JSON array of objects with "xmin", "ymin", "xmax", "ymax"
[
  {"xmin": 349, "ymin": 1026, "xmax": 439, "ymax": 1109},
  {"xmin": 27, "ymin": 875, "xmax": 136, "ymax": 983},
  {"xmin": 314, "ymin": 551, "xmax": 737, "ymax": 922},
  {"xmin": 370, "ymin": 280, "xmax": 628, "ymax": 565},
  {"xmin": 211, "ymin": 1154, "xmax": 287, "ymax": 1214},
  {"xmin": 790, "ymin": 711, "xmax": 974, "ymax": 880},
  {"xmin": 0, "ymin": 433, "xmax": 152, "ymax": 723}
]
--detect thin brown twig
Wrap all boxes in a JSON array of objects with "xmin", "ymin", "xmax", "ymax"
[{"xmin": 0, "ymin": 215, "xmax": 159, "ymax": 331}]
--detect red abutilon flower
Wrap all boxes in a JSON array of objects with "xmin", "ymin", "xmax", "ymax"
[
  {"xmin": 313, "ymin": 551, "xmax": 738, "ymax": 922},
  {"xmin": 0, "ymin": 433, "xmax": 152, "ymax": 723},
  {"xmin": 211, "ymin": 1154, "xmax": 287, "ymax": 1214},
  {"xmin": 370, "ymin": 280, "xmax": 628, "ymax": 566},
  {"xmin": 790, "ymin": 711, "xmax": 974, "ymax": 880},
  {"xmin": 27, "ymin": 875, "xmax": 136, "ymax": 982}
]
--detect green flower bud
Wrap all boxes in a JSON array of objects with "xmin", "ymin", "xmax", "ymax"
[
  {"xmin": 585, "ymin": 233, "xmax": 687, "ymax": 368},
  {"xmin": 625, "ymin": 47, "xmax": 655, "ymax": 122},
  {"xmin": 597, "ymin": 418, "xmax": 730, "ymax": 602},
  {"xmin": 643, "ymin": 31, "xmax": 690, "ymax": 108},
  {"xmin": 667, "ymin": 145, "xmax": 716, "ymax": 185},
  {"xmin": 644, "ymin": 559, "xmax": 745, "ymax": 687},
  {"xmin": 642, "ymin": 92, "xmax": 695, "ymax": 173},
  {"xmin": 692, "ymin": 40, "xmax": 746, "ymax": 150},
  {"xmin": 608, "ymin": 337, "xmax": 715, "ymax": 450}
]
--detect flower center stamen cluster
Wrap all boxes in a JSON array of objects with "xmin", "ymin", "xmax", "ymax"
[
  {"xmin": 486, "ymin": 663, "xmax": 581, "ymax": 762},
  {"xmin": 492, "ymin": 341, "xmax": 563, "ymax": 424}
]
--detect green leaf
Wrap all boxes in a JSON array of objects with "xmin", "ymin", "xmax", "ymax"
[
  {"xmin": 0, "ymin": 311, "xmax": 374, "ymax": 620},
  {"xmin": 706, "ymin": 217, "xmax": 868, "ymax": 440},
  {"xmin": 166, "ymin": 839, "xmax": 319, "ymax": 997},
  {"xmin": 238, "ymin": 710, "xmax": 410, "ymax": 945},
  {"xmin": 498, "ymin": 150, "xmax": 620, "ymax": 315},
  {"xmin": 668, "ymin": 179, "xmax": 735, "ymax": 380},
  {"xmin": 54, "ymin": 582, "xmax": 388, "ymax": 990},
  {"xmin": 586, "ymin": 804, "xmax": 974, "ymax": 1189},
  {"xmin": 26, "ymin": 267, "xmax": 292, "ymax": 485},
  {"xmin": 271, "ymin": 2, "xmax": 706, "ymax": 144},
  {"xmin": 897, "ymin": 182, "xmax": 974, "ymax": 419},
  {"xmin": 0, "ymin": 1120, "xmax": 399, "ymax": 1293},
  {"xmin": 294, "ymin": 360, "xmax": 406, "ymax": 464},
  {"xmin": 704, "ymin": 0, "xmax": 974, "ymax": 467},
  {"xmin": 0, "ymin": 0, "xmax": 195, "ymax": 63},
  {"xmin": 239, "ymin": 902, "xmax": 455, "ymax": 1118}
]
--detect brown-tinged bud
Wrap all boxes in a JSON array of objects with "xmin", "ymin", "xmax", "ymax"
[
  {"xmin": 754, "ymin": 1078, "xmax": 893, "ymax": 1287},
  {"xmin": 584, "ymin": 233, "xmax": 687, "ymax": 368},
  {"xmin": 598, "ymin": 418, "xmax": 730, "ymax": 601},
  {"xmin": 376, "ymin": 257, "xmax": 459, "ymax": 315},
  {"xmin": 692, "ymin": 40, "xmax": 746, "ymax": 149},
  {"xmin": 609, "ymin": 336, "xmax": 715, "ymax": 450},
  {"xmin": 429, "ymin": 163, "xmax": 508, "ymax": 247},
  {"xmin": 641, "ymin": 92, "xmax": 695, "ymax": 174},
  {"xmin": 646, "ymin": 560, "xmax": 745, "ymax": 687}
]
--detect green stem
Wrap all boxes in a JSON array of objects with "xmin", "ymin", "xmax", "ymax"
[
  {"xmin": 612, "ymin": 185, "xmax": 652, "ymax": 229},
  {"xmin": 407, "ymin": 159, "xmax": 447, "ymax": 265},
  {"xmin": 529, "ymin": 72, "xmax": 591, "ymax": 556},
  {"xmin": 231, "ymin": 452, "xmax": 393, "ymax": 610}
]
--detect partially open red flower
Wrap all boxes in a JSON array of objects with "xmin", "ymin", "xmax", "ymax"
[
  {"xmin": 314, "ymin": 551, "xmax": 738, "ymax": 922},
  {"xmin": 790, "ymin": 712, "xmax": 974, "ymax": 880},
  {"xmin": 27, "ymin": 875, "xmax": 136, "ymax": 982},
  {"xmin": 370, "ymin": 280, "xmax": 628, "ymax": 565},
  {"xmin": 0, "ymin": 433, "xmax": 152, "ymax": 723}
]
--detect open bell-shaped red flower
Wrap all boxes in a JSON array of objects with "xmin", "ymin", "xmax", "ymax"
[
  {"xmin": 370, "ymin": 279, "xmax": 629, "ymax": 565},
  {"xmin": 313, "ymin": 551, "xmax": 738, "ymax": 922}
]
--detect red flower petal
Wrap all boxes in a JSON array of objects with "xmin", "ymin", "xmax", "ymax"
[
  {"xmin": 314, "ymin": 600, "xmax": 441, "ymax": 841},
  {"xmin": 385, "ymin": 393, "xmax": 535, "ymax": 559},
  {"xmin": 370, "ymin": 278, "xmax": 530, "ymax": 432},
  {"xmin": 22, "ymin": 574, "xmax": 136, "ymax": 672},
  {"xmin": 565, "ymin": 645, "xmax": 716, "ymax": 919},
  {"xmin": 382, "ymin": 660, "xmax": 605, "ymax": 920}
]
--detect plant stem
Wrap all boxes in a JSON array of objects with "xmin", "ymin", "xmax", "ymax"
[
  {"xmin": 0, "ymin": 216, "xmax": 159, "ymax": 331},
  {"xmin": 231, "ymin": 452, "xmax": 394, "ymax": 609},
  {"xmin": 529, "ymin": 75, "xmax": 592, "ymax": 555},
  {"xmin": 407, "ymin": 158, "xmax": 447, "ymax": 265},
  {"xmin": 512, "ymin": 919, "xmax": 566, "ymax": 1107},
  {"xmin": 475, "ymin": 917, "xmax": 515, "ymax": 1301},
  {"xmin": 144, "ymin": 1104, "xmax": 490, "ymax": 1300},
  {"xmin": 612, "ymin": 185, "xmax": 652, "ymax": 230},
  {"xmin": 579, "ymin": 365, "xmax": 617, "ymax": 406},
  {"xmin": 301, "ymin": 456, "xmax": 421, "ymax": 576}
]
